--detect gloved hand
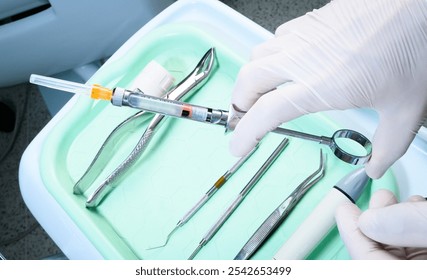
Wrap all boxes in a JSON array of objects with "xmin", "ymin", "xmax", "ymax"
[
  {"xmin": 335, "ymin": 189, "xmax": 427, "ymax": 259},
  {"xmin": 229, "ymin": 0, "xmax": 427, "ymax": 178}
]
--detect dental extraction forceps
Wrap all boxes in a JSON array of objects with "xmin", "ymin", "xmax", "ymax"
[
  {"xmin": 234, "ymin": 150, "xmax": 326, "ymax": 260},
  {"xmin": 73, "ymin": 48, "xmax": 216, "ymax": 208}
]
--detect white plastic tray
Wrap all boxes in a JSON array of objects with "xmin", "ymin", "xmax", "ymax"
[{"xmin": 19, "ymin": 0, "xmax": 427, "ymax": 259}]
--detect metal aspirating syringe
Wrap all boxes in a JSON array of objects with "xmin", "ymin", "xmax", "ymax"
[
  {"xmin": 30, "ymin": 73, "xmax": 229, "ymax": 125},
  {"xmin": 30, "ymin": 73, "xmax": 372, "ymax": 165}
]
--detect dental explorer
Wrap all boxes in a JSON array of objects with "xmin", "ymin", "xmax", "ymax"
[
  {"xmin": 188, "ymin": 137, "xmax": 289, "ymax": 260},
  {"xmin": 273, "ymin": 167, "xmax": 371, "ymax": 260},
  {"xmin": 30, "ymin": 73, "xmax": 372, "ymax": 166},
  {"xmin": 147, "ymin": 145, "xmax": 258, "ymax": 250},
  {"xmin": 234, "ymin": 150, "xmax": 326, "ymax": 260}
]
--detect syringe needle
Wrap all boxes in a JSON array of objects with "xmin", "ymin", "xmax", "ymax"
[{"xmin": 146, "ymin": 146, "xmax": 258, "ymax": 250}]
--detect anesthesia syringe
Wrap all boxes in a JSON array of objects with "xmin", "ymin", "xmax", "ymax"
[
  {"xmin": 30, "ymin": 74, "xmax": 229, "ymax": 127},
  {"xmin": 30, "ymin": 74, "xmax": 372, "ymax": 165}
]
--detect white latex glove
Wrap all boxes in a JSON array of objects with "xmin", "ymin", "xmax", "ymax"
[
  {"xmin": 335, "ymin": 189, "xmax": 427, "ymax": 259},
  {"xmin": 229, "ymin": 0, "xmax": 427, "ymax": 178}
]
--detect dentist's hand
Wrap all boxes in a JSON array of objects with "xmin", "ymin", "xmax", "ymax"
[
  {"xmin": 335, "ymin": 189, "xmax": 427, "ymax": 259},
  {"xmin": 229, "ymin": 0, "xmax": 427, "ymax": 178}
]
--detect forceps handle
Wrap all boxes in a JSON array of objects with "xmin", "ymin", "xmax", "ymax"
[
  {"xmin": 73, "ymin": 110, "xmax": 152, "ymax": 195},
  {"xmin": 84, "ymin": 48, "xmax": 217, "ymax": 208},
  {"xmin": 86, "ymin": 101, "xmax": 186, "ymax": 207},
  {"xmin": 85, "ymin": 127, "xmax": 155, "ymax": 207},
  {"xmin": 234, "ymin": 205, "xmax": 283, "ymax": 260}
]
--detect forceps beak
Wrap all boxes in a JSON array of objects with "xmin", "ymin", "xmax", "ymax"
[
  {"xmin": 193, "ymin": 47, "xmax": 216, "ymax": 82},
  {"xmin": 165, "ymin": 48, "xmax": 216, "ymax": 100}
]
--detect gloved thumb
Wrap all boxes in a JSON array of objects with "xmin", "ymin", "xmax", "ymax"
[
  {"xmin": 335, "ymin": 189, "xmax": 401, "ymax": 260},
  {"xmin": 335, "ymin": 202, "xmax": 399, "ymax": 260},
  {"xmin": 359, "ymin": 194, "xmax": 427, "ymax": 248}
]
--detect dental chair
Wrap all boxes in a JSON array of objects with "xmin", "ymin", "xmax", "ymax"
[{"xmin": 0, "ymin": 0, "xmax": 174, "ymax": 114}]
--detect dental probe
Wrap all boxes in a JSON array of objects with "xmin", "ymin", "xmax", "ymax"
[
  {"xmin": 147, "ymin": 145, "xmax": 258, "ymax": 250},
  {"xmin": 188, "ymin": 138, "xmax": 289, "ymax": 260},
  {"xmin": 273, "ymin": 167, "xmax": 370, "ymax": 260}
]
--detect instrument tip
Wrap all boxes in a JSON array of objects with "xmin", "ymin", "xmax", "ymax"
[{"xmin": 146, "ymin": 226, "xmax": 179, "ymax": 250}]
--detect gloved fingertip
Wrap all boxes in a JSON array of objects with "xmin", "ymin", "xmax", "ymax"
[
  {"xmin": 366, "ymin": 112, "xmax": 421, "ymax": 180},
  {"xmin": 357, "ymin": 208, "xmax": 385, "ymax": 242},
  {"xmin": 368, "ymin": 189, "xmax": 397, "ymax": 208},
  {"xmin": 229, "ymin": 133, "xmax": 257, "ymax": 157},
  {"xmin": 335, "ymin": 202, "xmax": 361, "ymax": 227},
  {"xmin": 360, "ymin": 202, "xmax": 427, "ymax": 248},
  {"xmin": 364, "ymin": 159, "xmax": 388, "ymax": 179},
  {"xmin": 406, "ymin": 195, "xmax": 426, "ymax": 202},
  {"xmin": 334, "ymin": 203, "xmax": 381, "ymax": 260}
]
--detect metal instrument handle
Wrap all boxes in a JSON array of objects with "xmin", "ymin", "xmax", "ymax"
[
  {"xmin": 273, "ymin": 127, "xmax": 371, "ymax": 165},
  {"xmin": 73, "ymin": 111, "xmax": 151, "ymax": 195},
  {"xmin": 234, "ymin": 150, "xmax": 325, "ymax": 259},
  {"xmin": 83, "ymin": 48, "xmax": 216, "ymax": 207},
  {"xmin": 85, "ymin": 128, "xmax": 155, "ymax": 207},
  {"xmin": 273, "ymin": 127, "xmax": 327, "ymax": 144}
]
